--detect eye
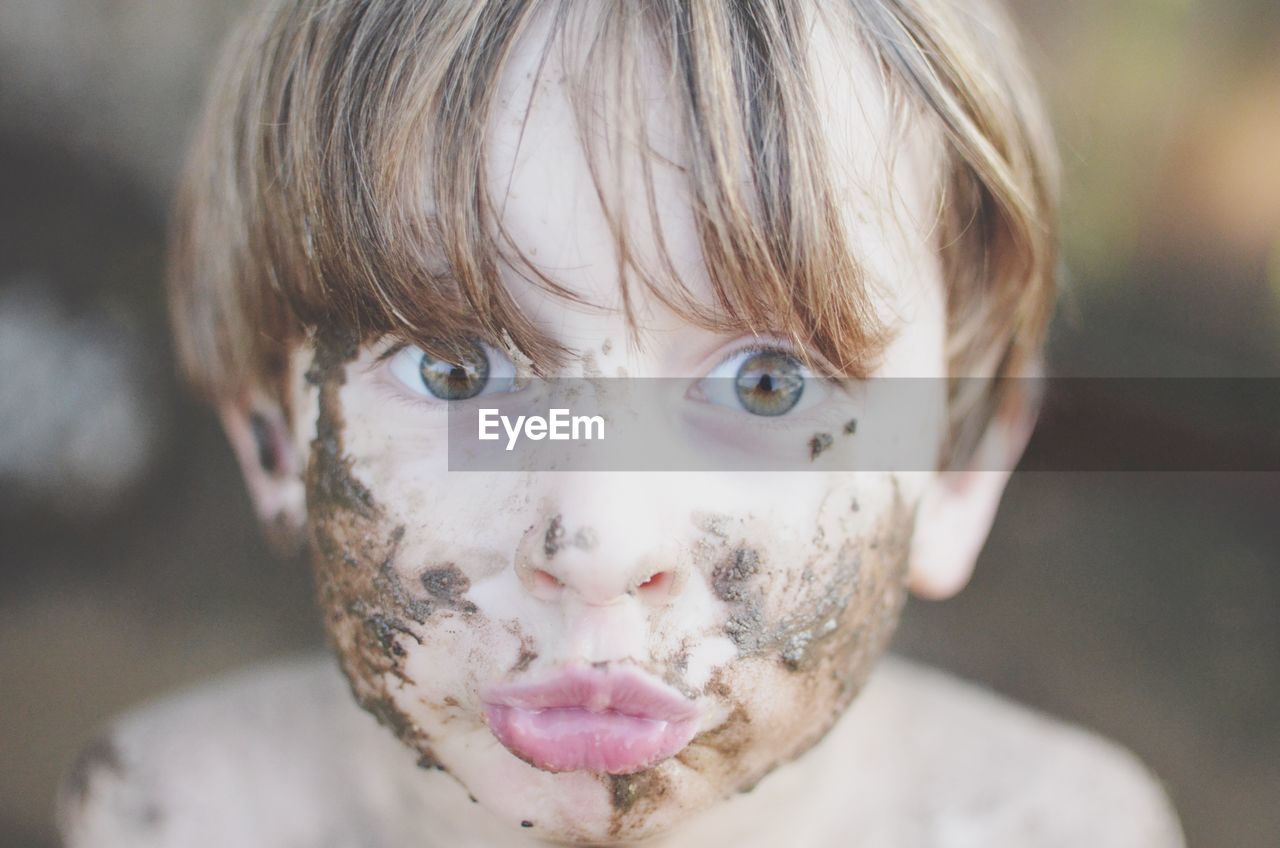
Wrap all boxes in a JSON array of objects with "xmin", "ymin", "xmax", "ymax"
[
  {"xmin": 387, "ymin": 341, "xmax": 516, "ymax": 401},
  {"xmin": 696, "ymin": 345, "xmax": 826, "ymax": 417}
]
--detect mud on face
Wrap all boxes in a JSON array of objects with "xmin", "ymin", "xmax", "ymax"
[
  {"xmin": 304, "ymin": 329, "xmax": 476, "ymax": 767},
  {"xmin": 601, "ymin": 484, "xmax": 915, "ymax": 840},
  {"xmin": 710, "ymin": 494, "xmax": 911, "ymax": 676}
]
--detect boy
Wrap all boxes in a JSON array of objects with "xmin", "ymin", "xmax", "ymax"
[{"xmin": 60, "ymin": 1, "xmax": 1183, "ymax": 845}]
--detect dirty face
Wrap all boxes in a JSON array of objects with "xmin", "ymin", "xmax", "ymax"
[{"xmin": 287, "ymin": 15, "xmax": 949, "ymax": 846}]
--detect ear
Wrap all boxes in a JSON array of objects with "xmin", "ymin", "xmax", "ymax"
[
  {"xmin": 218, "ymin": 391, "xmax": 306, "ymax": 557},
  {"xmin": 908, "ymin": 391, "xmax": 1037, "ymax": 600}
]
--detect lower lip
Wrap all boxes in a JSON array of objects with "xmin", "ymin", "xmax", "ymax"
[{"xmin": 484, "ymin": 704, "xmax": 700, "ymax": 774}]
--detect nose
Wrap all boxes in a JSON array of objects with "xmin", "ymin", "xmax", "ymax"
[{"xmin": 515, "ymin": 474, "xmax": 687, "ymax": 607}]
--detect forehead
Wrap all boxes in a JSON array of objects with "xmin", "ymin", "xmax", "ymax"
[{"xmin": 482, "ymin": 6, "xmax": 944, "ymax": 341}]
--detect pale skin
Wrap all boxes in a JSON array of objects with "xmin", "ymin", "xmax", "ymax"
[{"xmin": 60, "ymin": 14, "xmax": 1183, "ymax": 848}]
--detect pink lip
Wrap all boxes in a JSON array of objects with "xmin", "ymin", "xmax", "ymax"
[{"xmin": 482, "ymin": 665, "xmax": 700, "ymax": 774}]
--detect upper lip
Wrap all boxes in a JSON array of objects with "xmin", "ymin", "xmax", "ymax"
[{"xmin": 481, "ymin": 664, "xmax": 699, "ymax": 722}]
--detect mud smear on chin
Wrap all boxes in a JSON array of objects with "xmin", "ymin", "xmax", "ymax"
[
  {"xmin": 675, "ymin": 667, "xmax": 758, "ymax": 784},
  {"xmin": 602, "ymin": 671, "xmax": 755, "ymax": 839},
  {"xmin": 305, "ymin": 329, "xmax": 474, "ymax": 769},
  {"xmin": 605, "ymin": 770, "xmax": 671, "ymax": 839}
]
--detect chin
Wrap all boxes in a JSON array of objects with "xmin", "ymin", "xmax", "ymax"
[{"xmin": 457, "ymin": 751, "xmax": 727, "ymax": 845}]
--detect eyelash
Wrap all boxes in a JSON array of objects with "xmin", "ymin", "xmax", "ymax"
[
  {"xmin": 712, "ymin": 341, "xmax": 845, "ymax": 386},
  {"xmin": 374, "ymin": 340, "xmax": 411, "ymax": 365}
]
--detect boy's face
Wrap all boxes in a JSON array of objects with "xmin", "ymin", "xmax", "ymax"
[{"xmin": 271, "ymin": 19, "xmax": 964, "ymax": 845}]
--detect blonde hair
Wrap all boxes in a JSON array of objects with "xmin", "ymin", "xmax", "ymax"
[{"xmin": 168, "ymin": 0, "xmax": 1057, "ymax": 463}]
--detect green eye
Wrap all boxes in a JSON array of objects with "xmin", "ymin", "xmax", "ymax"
[
  {"xmin": 734, "ymin": 350, "xmax": 805, "ymax": 416},
  {"xmin": 419, "ymin": 342, "xmax": 490, "ymax": 400}
]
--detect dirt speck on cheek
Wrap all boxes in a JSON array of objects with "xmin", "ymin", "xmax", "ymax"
[
  {"xmin": 711, "ymin": 548, "xmax": 767, "ymax": 652},
  {"xmin": 774, "ymin": 550, "xmax": 864, "ymax": 673},
  {"xmin": 580, "ymin": 350, "xmax": 604, "ymax": 379},
  {"xmin": 500, "ymin": 620, "xmax": 540, "ymax": 676},
  {"xmin": 808, "ymin": 432, "xmax": 834, "ymax": 460},
  {"xmin": 363, "ymin": 612, "xmax": 419, "ymax": 659},
  {"xmin": 420, "ymin": 566, "xmax": 479, "ymax": 614},
  {"xmin": 511, "ymin": 643, "xmax": 538, "ymax": 673},
  {"xmin": 712, "ymin": 548, "xmax": 760, "ymax": 600},
  {"xmin": 692, "ymin": 511, "xmax": 731, "ymax": 539}
]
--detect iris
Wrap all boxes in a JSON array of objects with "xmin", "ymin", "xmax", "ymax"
[{"xmin": 734, "ymin": 350, "xmax": 805, "ymax": 416}]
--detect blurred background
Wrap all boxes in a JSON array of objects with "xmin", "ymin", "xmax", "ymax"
[{"xmin": 0, "ymin": 1, "xmax": 1277, "ymax": 845}]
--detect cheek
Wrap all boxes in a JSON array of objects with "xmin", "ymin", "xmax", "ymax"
[
  {"xmin": 305, "ymin": 358, "xmax": 434, "ymax": 759},
  {"xmin": 584, "ymin": 476, "xmax": 914, "ymax": 841},
  {"xmin": 690, "ymin": 476, "xmax": 913, "ymax": 783},
  {"xmin": 303, "ymin": 336, "xmax": 520, "ymax": 770},
  {"xmin": 591, "ymin": 477, "xmax": 914, "ymax": 841}
]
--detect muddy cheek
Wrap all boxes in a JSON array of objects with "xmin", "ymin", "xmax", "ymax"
[
  {"xmin": 304, "ymin": 331, "xmax": 482, "ymax": 769},
  {"xmin": 683, "ymin": 486, "xmax": 913, "ymax": 801}
]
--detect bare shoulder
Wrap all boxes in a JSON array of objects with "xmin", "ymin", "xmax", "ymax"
[
  {"xmin": 56, "ymin": 654, "xmax": 419, "ymax": 848},
  {"xmin": 841, "ymin": 656, "xmax": 1186, "ymax": 848}
]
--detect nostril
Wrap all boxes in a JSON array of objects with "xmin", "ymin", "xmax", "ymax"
[
  {"xmin": 634, "ymin": 570, "xmax": 673, "ymax": 596},
  {"xmin": 532, "ymin": 569, "xmax": 564, "ymax": 594}
]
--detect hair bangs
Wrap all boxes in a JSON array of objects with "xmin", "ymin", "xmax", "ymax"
[
  {"xmin": 171, "ymin": 0, "xmax": 896, "ymax": 396},
  {"xmin": 535, "ymin": 0, "xmax": 891, "ymax": 377},
  {"xmin": 171, "ymin": 0, "xmax": 1058, "ymax": 462}
]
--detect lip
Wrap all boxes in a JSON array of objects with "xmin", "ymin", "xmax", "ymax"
[{"xmin": 482, "ymin": 664, "xmax": 701, "ymax": 774}]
